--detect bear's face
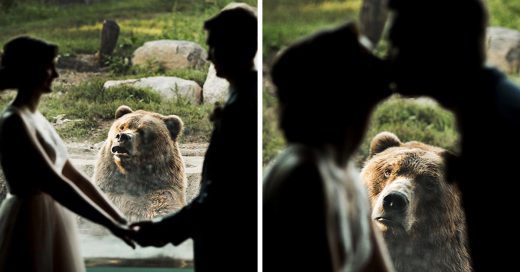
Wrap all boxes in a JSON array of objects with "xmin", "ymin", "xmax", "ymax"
[
  {"xmin": 361, "ymin": 132, "xmax": 451, "ymax": 237},
  {"xmin": 108, "ymin": 105, "xmax": 183, "ymax": 171}
]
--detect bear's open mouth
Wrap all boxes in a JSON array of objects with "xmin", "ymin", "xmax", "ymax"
[
  {"xmin": 111, "ymin": 145, "xmax": 130, "ymax": 157},
  {"xmin": 374, "ymin": 216, "xmax": 403, "ymax": 229},
  {"xmin": 375, "ymin": 217, "xmax": 394, "ymax": 225}
]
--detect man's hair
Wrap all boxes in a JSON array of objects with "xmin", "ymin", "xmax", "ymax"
[
  {"xmin": 388, "ymin": 0, "xmax": 488, "ymax": 66},
  {"xmin": 203, "ymin": 3, "xmax": 257, "ymax": 63}
]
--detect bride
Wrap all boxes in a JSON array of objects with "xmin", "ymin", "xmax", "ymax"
[{"xmin": 0, "ymin": 36, "xmax": 134, "ymax": 271}]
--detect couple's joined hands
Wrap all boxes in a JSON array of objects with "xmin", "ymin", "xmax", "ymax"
[{"xmin": 110, "ymin": 219, "xmax": 169, "ymax": 249}]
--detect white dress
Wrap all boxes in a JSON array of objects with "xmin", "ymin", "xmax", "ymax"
[{"xmin": 0, "ymin": 106, "xmax": 85, "ymax": 272}]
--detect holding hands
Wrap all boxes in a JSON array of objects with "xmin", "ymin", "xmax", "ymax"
[
  {"xmin": 129, "ymin": 221, "xmax": 170, "ymax": 247},
  {"xmin": 109, "ymin": 219, "xmax": 170, "ymax": 249}
]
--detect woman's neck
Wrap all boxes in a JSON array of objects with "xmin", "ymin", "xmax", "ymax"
[{"xmin": 12, "ymin": 88, "xmax": 42, "ymax": 112}]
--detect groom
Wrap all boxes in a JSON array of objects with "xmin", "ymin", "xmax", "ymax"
[{"xmin": 130, "ymin": 3, "xmax": 258, "ymax": 271}]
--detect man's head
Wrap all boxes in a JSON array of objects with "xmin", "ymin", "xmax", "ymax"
[
  {"xmin": 387, "ymin": 0, "xmax": 488, "ymax": 99},
  {"xmin": 204, "ymin": 3, "xmax": 257, "ymax": 79}
]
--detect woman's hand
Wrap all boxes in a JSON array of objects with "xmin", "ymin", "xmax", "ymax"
[{"xmin": 109, "ymin": 222, "xmax": 136, "ymax": 249}]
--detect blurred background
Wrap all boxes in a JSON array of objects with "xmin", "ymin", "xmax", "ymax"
[
  {"xmin": 263, "ymin": 0, "xmax": 520, "ymax": 166},
  {"xmin": 1, "ymin": 0, "xmax": 257, "ymax": 271}
]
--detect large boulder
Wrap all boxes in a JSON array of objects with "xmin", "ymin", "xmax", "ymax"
[
  {"xmin": 104, "ymin": 76, "xmax": 202, "ymax": 104},
  {"xmin": 202, "ymin": 64, "xmax": 229, "ymax": 104},
  {"xmin": 486, "ymin": 27, "xmax": 520, "ymax": 74},
  {"xmin": 132, "ymin": 40, "xmax": 207, "ymax": 71}
]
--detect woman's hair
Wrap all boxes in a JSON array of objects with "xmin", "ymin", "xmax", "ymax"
[
  {"xmin": 0, "ymin": 36, "xmax": 58, "ymax": 91},
  {"xmin": 271, "ymin": 22, "xmax": 390, "ymax": 145}
]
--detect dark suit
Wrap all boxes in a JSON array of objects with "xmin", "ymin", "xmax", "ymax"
[
  {"xmin": 448, "ymin": 67, "xmax": 520, "ymax": 271},
  {"xmin": 158, "ymin": 70, "xmax": 258, "ymax": 271}
]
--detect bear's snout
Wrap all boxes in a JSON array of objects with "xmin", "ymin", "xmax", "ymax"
[
  {"xmin": 383, "ymin": 192, "xmax": 409, "ymax": 212},
  {"xmin": 116, "ymin": 132, "xmax": 132, "ymax": 143}
]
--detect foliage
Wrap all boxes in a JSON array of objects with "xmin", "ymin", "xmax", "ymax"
[
  {"xmin": 0, "ymin": 78, "xmax": 214, "ymax": 143},
  {"xmin": 0, "ymin": 0, "xmax": 256, "ymax": 143},
  {"xmin": 262, "ymin": 88, "xmax": 285, "ymax": 165},
  {"xmin": 353, "ymin": 96, "xmax": 459, "ymax": 166},
  {"xmin": 487, "ymin": 0, "xmax": 520, "ymax": 31},
  {"xmin": 263, "ymin": 0, "xmax": 361, "ymax": 65},
  {"xmin": 261, "ymin": 91, "xmax": 460, "ymax": 166}
]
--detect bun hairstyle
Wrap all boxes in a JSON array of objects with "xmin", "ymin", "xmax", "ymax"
[
  {"xmin": 0, "ymin": 36, "xmax": 58, "ymax": 91},
  {"xmin": 271, "ymin": 22, "xmax": 391, "ymax": 145}
]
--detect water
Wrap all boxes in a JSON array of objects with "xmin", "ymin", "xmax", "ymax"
[{"xmin": 87, "ymin": 269, "xmax": 192, "ymax": 272}]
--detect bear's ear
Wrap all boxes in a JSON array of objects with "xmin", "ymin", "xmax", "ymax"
[
  {"xmin": 369, "ymin": 131, "xmax": 401, "ymax": 156},
  {"xmin": 163, "ymin": 115, "xmax": 184, "ymax": 141},
  {"xmin": 115, "ymin": 105, "xmax": 133, "ymax": 119}
]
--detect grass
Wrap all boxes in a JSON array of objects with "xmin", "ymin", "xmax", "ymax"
[
  {"xmin": 0, "ymin": 78, "xmax": 214, "ymax": 143},
  {"xmin": 353, "ymin": 96, "xmax": 459, "ymax": 165},
  {"xmin": 0, "ymin": 0, "xmax": 256, "ymax": 143},
  {"xmin": 1, "ymin": 0, "xmax": 257, "ymax": 54},
  {"xmin": 487, "ymin": 0, "xmax": 520, "ymax": 30},
  {"xmin": 262, "ymin": 0, "xmax": 520, "ymax": 166},
  {"xmin": 263, "ymin": 0, "xmax": 361, "ymax": 65}
]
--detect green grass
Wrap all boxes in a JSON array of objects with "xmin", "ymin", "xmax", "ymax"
[
  {"xmin": 263, "ymin": 0, "xmax": 361, "ymax": 64},
  {"xmin": 353, "ymin": 96, "xmax": 458, "ymax": 165},
  {"xmin": 487, "ymin": 0, "xmax": 520, "ymax": 31},
  {"xmin": 262, "ymin": 0, "xmax": 520, "ymax": 166},
  {"xmin": 1, "ymin": 0, "xmax": 257, "ymax": 75},
  {"xmin": 261, "ymin": 91, "xmax": 460, "ymax": 166},
  {"xmin": 0, "ymin": 76, "xmax": 214, "ymax": 143},
  {"xmin": 262, "ymin": 88, "xmax": 284, "ymax": 165},
  {"xmin": 0, "ymin": 0, "xmax": 256, "ymax": 143},
  {"xmin": 1, "ymin": 0, "xmax": 257, "ymax": 54}
]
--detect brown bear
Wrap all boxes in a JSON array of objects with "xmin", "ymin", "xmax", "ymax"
[
  {"xmin": 361, "ymin": 132, "xmax": 471, "ymax": 272},
  {"xmin": 94, "ymin": 105, "xmax": 187, "ymax": 221}
]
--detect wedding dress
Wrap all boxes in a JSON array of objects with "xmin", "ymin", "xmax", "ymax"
[{"xmin": 0, "ymin": 105, "xmax": 85, "ymax": 272}]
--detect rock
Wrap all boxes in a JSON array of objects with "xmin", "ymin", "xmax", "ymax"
[
  {"xmin": 202, "ymin": 64, "xmax": 229, "ymax": 104},
  {"xmin": 103, "ymin": 76, "xmax": 202, "ymax": 104},
  {"xmin": 486, "ymin": 27, "xmax": 520, "ymax": 74},
  {"xmin": 132, "ymin": 40, "xmax": 207, "ymax": 71}
]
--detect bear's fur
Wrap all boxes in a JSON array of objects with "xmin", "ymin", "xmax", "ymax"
[
  {"xmin": 361, "ymin": 132, "xmax": 471, "ymax": 272},
  {"xmin": 94, "ymin": 105, "xmax": 187, "ymax": 221}
]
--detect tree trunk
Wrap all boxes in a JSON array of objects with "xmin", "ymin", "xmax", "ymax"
[
  {"xmin": 99, "ymin": 19, "xmax": 120, "ymax": 65},
  {"xmin": 359, "ymin": 0, "xmax": 389, "ymax": 48}
]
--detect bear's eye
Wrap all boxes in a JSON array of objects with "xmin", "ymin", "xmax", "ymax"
[{"xmin": 384, "ymin": 168, "xmax": 392, "ymax": 178}]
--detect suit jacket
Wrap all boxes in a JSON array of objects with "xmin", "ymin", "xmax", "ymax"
[
  {"xmin": 158, "ymin": 70, "xmax": 258, "ymax": 271},
  {"xmin": 447, "ymin": 67, "xmax": 520, "ymax": 271}
]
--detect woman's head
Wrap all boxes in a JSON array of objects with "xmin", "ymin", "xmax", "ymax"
[
  {"xmin": 0, "ymin": 36, "xmax": 59, "ymax": 92},
  {"xmin": 271, "ymin": 22, "xmax": 391, "ymax": 146}
]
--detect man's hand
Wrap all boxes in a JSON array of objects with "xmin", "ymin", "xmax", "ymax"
[{"xmin": 129, "ymin": 221, "xmax": 170, "ymax": 247}]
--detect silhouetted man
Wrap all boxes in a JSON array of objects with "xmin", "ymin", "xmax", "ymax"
[
  {"xmin": 387, "ymin": 0, "xmax": 520, "ymax": 270},
  {"xmin": 130, "ymin": 3, "xmax": 258, "ymax": 271}
]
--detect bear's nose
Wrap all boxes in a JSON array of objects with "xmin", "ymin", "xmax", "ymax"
[
  {"xmin": 116, "ymin": 133, "xmax": 131, "ymax": 142},
  {"xmin": 383, "ymin": 192, "xmax": 408, "ymax": 212}
]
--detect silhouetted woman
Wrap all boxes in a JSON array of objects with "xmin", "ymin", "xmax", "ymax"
[
  {"xmin": 0, "ymin": 36, "xmax": 134, "ymax": 272},
  {"xmin": 263, "ymin": 23, "xmax": 394, "ymax": 272}
]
